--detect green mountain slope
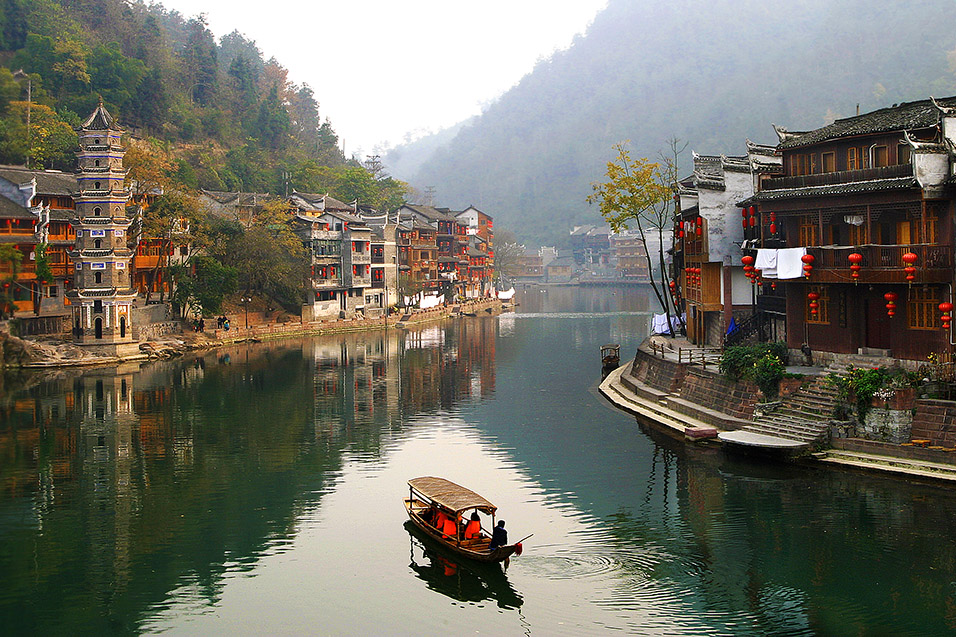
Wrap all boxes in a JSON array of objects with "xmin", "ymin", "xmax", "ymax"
[{"xmin": 393, "ymin": 0, "xmax": 956, "ymax": 246}]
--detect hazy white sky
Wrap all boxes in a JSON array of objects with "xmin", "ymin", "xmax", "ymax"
[{"xmin": 158, "ymin": 1, "xmax": 607, "ymax": 158}]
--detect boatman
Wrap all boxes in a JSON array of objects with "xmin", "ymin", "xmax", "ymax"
[{"xmin": 489, "ymin": 520, "xmax": 507, "ymax": 550}]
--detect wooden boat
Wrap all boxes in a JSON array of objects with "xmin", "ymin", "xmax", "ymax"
[
  {"xmin": 404, "ymin": 477, "xmax": 524, "ymax": 563},
  {"xmin": 601, "ymin": 344, "xmax": 621, "ymax": 368}
]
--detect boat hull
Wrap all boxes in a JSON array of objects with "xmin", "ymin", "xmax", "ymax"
[{"xmin": 404, "ymin": 499, "xmax": 518, "ymax": 563}]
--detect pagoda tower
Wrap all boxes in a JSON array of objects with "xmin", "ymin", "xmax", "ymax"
[{"xmin": 66, "ymin": 100, "xmax": 137, "ymax": 352}]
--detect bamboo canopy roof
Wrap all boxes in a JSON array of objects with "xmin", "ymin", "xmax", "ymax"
[{"xmin": 407, "ymin": 477, "xmax": 497, "ymax": 514}]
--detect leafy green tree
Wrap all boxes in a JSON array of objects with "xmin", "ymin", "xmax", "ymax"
[
  {"xmin": 90, "ymin": 42, "xmax": 146, "ymax": 112},
  {"xmin": 139, "ymin": 190, "xmax": 202, "ymax": 302},
  {"xmin": 255, "ymin": 83, "xmax": 290, "ymax": 150},
  {"xmin": 224, "ymin": 200, "xmax": 308, "ymax": 310},
  {"xmin": 589, "ymin": 141, "xmax": 680, "ymax": 333},
  {"xmin": 170, "ymin": 255, "xmax": 237, "ymax": 318},
  {"xmin": 0, "ymin": 243, "xmax": 22, "ymax": 318},
  {"xmin": 0, "ymin": 101, "xmax": 76, "ymax": 168}
]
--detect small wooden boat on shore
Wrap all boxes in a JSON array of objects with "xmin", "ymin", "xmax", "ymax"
[
  {"xmin": 601, "ymin": 344, "xmax": 621, "ymax": 368},
  {"xmin": 404, "ymin": 477, "xmax": 525, "ymax": 563}
]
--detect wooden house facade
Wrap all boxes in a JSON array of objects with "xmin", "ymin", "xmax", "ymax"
[{"xmin": 746, "ymin": 97, "xmax": 956, "ymax": 362}]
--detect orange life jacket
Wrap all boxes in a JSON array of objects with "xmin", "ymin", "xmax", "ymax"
[
  {"xmin": 464, "ymin": 519, "xmax": 480, "ymax": 539},
  {"xmin": 442, "ymin": 516, "xmax": 457, "ymax": 539}
]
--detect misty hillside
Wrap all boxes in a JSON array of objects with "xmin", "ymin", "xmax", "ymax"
[{"xmin": 387, "ymin": 0, "xmax": 956, "ymax": 246}]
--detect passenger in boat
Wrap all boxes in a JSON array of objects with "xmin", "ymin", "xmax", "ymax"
[
  {"xmin": 464, "ymin": 511, "xmax": 481, "ymax": 539},
  {"xmin": 420, "ymin": 506, "xmax": 437, "ymax": 526},
  {"xmin": 488, "ymin": 520, "xmax": 507, "ymax": 550}
]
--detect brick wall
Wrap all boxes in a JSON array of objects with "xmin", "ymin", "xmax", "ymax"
[
  {"xmin": 629, "ymin": 348, "xmax": 686, "ymax": 394},
  {"xmin": 910, "ymin": 399, "xmax": 956, "ymax": 446},
  {"xmin": 677, "ymin": 368, "xmax": 758, "ymax": 421}
]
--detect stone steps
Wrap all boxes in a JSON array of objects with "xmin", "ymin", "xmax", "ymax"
[{"xmin": 816, "ymin": 450, "xmax": 956, "ymax": 482}]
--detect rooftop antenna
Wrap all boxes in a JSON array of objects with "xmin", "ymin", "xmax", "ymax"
[{"xmin": 856, "ymin": 103, "xmax": 860, "ymax": 116}]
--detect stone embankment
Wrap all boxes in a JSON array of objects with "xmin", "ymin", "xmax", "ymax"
[
  {"xmin": 601, "ymin": 337, "xmax": 956, "ymax": 483},
  {"xmin": 2, "ymin": 298, "xmax": 506, "ymax": 368}
]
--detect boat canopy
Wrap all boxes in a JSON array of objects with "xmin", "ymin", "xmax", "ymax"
[{"xmin": 408, "ymin": 477, "xmax": 497, "ymax": 515}]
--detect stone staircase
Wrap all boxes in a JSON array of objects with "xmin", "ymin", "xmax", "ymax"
[{"xmin": 739, "ymin": 375, "xmax": 841, "ymax": 445}]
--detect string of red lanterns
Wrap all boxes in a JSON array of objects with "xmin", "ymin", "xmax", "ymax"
[
  {"xmin": 940, "ymin": 301, "xmax": 954, "ymax": 330},
  {"xmin": 884, "ymin": 292, "xmax": 897, "ymax": 317},
  {"xmin": 807, "ymin": 291, "xmax": 820, "ymax": 316},
  {"xmin": 902, "ymin": 251, "xmax": 918, "ymax": 284},
  {"xmin": 848, "ymin": 252, "xmax": 863, "ymax": 282},
  {"xmin": 801, "ymin": 253, "xmax": 814, "ymax": 278}
]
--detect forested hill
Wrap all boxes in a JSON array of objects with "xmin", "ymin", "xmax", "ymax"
[
  {"xmin": 0, "ymin": 0, "xmax": 406, "ymax": 210},
  {"xmin": 390, "ymin": 0, "xmax": 956, "ymax": 247}
]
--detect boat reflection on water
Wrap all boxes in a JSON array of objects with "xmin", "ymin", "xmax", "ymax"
[{"xmin": 404, "ymin": 521, "xmax": 524, "ymax": 610}]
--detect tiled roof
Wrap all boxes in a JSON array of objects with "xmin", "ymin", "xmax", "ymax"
[
  {"xmin": 201, "ymin": 190, "xmax": 278, "ymax": 207},
  {"xmin": 749, "ymin": 176, "xmax": 918, "ymax": 202},
  {"xmin": 402, "ymin": 203, "xmax": 457, "ymax": 222},
  {"xmin": 291, "ymin": 190, "xmax": 353, "ymax": 212},
  {"xmin": 81, "ymin": 101, "xmax": 117, "ymax": 131},
  {"xmin": 0, "ymin": 166, "xmax": 76, "ymax": 195},
  {"xmin": 778, "ymin": 95, "xmax": 956, "ymax": 149},
  {"xmin": 0, "ymin": 192, "xmax": 34, "ymax": 219}
]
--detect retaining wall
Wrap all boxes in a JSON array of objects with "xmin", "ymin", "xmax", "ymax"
[
  {"xmin": 628, "ymin": 348, "xmax": 686, "ymax": 394},
  {"xmin": 677, "ymin": 368, "xmax": 758, "ymax": 422},
  {"xmin": 910, "ymin": 399, "xmax": 956, "ymax": 447}
]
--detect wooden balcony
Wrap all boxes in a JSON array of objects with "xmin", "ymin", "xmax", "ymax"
[
  {"xmin": 806, "ymin": 243, "xmax": 952, "ymax": 284},
  {"xmin": 764, "ymin": 163, "xmax": 913, "ymax": 190}
]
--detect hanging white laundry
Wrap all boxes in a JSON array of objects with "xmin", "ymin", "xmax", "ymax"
[
  {"xmin": 755, "ymin": 249, "xmax": 778, "ymax": 278},
  {"xmin": 776, "ymin": 247, "xmax": 808, "ymax": 279}
]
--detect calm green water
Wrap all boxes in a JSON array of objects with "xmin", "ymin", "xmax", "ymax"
[{"xmin": 2, "ymin": 285, "xmax": 956, "ymax": 635}]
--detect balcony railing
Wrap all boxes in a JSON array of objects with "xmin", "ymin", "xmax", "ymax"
[
  {"xmin": 764, "ymin": 163, "xmax": 913, "ymax": 190},
  {"xmin": 805, "ymin": 243, "xmax": 952, "ymax": 283}
]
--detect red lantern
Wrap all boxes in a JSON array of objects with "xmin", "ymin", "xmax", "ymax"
[
  {"xmin": 742, "ymin": 218, "xmax": 748, "ymax": 230},
  {"xmin": 749, "ymin": 215, "xmax": 757, "ymax": 227},
  {"xmin": 848, "ymin": 253, "xmax": 863, "ymax": 281},
  {"xmin": 696, "ymin": 224, "xmax": 702, "ymax": 237},
  {"xmin": 902, "ymin": 252, "xmax": 918, "ymax": 283},
  {"xmin": 770, "ymin": 212, "xmax": 776, "ymax": 222},
  {"xmin": 940, "ymin": 302, "xmax": 954, "ymax": 329},
  {"xmin": 741, "ymin": 255, "xmax": 755, "ymax": 267},
  {"xmin": 741, "ymin": 208, "xmax": 748, "ymax": 218},
  {"xmin": 801, "ymin": 253, "xmax": 814, "ymax": 278},
  {"xmin": 769, "ymin": 222, "xmax": 777, "ymax": 234},
  {"xmin": 807, "ymin": 291, "xmax": 820, "ymax": 315},
  {"xmin": 883, "ymin": 292, "xmax": 898, "ymax": 317}
]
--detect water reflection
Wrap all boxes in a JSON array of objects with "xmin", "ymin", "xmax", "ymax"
[
  {"xmin": 2, "ymin": 285, "xmax": 956, "ymax": 634},
  {"xmin": 404, "ymin": 520, "xmax": 524, "ymax": 609}
]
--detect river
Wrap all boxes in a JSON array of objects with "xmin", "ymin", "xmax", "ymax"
[{"xmin": 1, "ymin": 284, "xmax": 955, "ymax": 635}]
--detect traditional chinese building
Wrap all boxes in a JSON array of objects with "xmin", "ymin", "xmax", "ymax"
[
  {"xmin": 65, "ymin": 102, "xmax": 137, "ymax": 352},
  {"xmin": 745, "ymin": 96, "xmax": 956, "ymax": 363},
  {"xmin": 677, "ymin": 152, "xmax": 758, "ymax": 346}
]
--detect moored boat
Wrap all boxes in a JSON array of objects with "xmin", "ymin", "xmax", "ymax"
[{"xmin": 404, "ymin": 477, "xmax": 525, "ymax": 563}]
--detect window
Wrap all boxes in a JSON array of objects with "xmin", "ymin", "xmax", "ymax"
[
  {"xmin": 94, "ymin": 272, "xmax": 102, "ymax": 284},
  {"xmin": 94, "ymin": 239, "xmax": 101, "ymax": 249},
  {"xmin": 908, "ymin": 287, "xmax": 940, "ymax": 329},
  {"xmin": 847, "ymin": 147, "xmax": 860, "ymax": 170},
  {"xmin": 806, "ymin": 286, "xmax": 829, "ymax": 324},
  {"xmin": 848, "ymin": 223, "xmax": 868, "ymax": 245},
  {"xmin": 793, "ymin": 153, "xmax": 816, "ymax": 175},
  {"xmin": 822, "ymin": 152, "xmax": 835, "ymax": 173},
  {"xmin": 897, "ymin": 143, "xmax": 911, "ymax": 165},
  {"xmin": 874, "ymin": 146, "xmax": 888, "ymax": 167},
  {"xmin": 798, "ymin": 216, "xmax": 819, "ymax": 246}
]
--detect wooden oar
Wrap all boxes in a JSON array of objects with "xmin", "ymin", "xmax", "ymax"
[{"xmin": 516, "ymin": 533, "xmax": 534, "ymax": 544}]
